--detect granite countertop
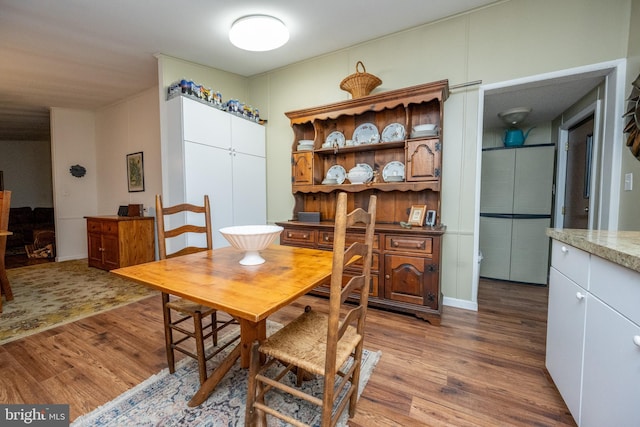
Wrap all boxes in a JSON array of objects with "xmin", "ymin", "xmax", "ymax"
[{"xmin": 546, "ymin": 228, "xmax": 640, "ymax": 273}]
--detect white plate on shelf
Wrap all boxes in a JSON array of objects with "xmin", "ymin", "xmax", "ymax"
[
  {"xmin": 325, "ymin": 131, "xmax": 345, "ymax": 148},
  {"xmin": 353, "ymin": 123, "xmax": 380, "ymax": 145},
  {"xmin": 381, "ymin": 123, "xmax": 406, "ymax": 142},
  {"xmin": 326, "ymin": 165, "xmax": 347, "ymax": 184},
  {"xmin": 382, "ymin": 161, "xmax": 405, "ymax": 182}
]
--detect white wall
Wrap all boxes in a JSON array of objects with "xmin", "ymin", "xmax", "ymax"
[
  {"xmin": 0, "ymin": 140, "xmax": 53, "ymax": 207},
  {"xmin": 620, "ymin": 0, "xmax": 640, "ymax": 230},
  {"xmin": 95, "ymin": 86, "xmax": 161, "ymax": 217},
  {"xmin": 50, "ymin": 108, "xmax": 97, "ymax": 261},
  {"xmin": 246, "ymin": 0, "xmax": 634, "ymax": 306},
  {"xmin": 50, "ymin": 0, "xmax": 635, "ymax": 308}
]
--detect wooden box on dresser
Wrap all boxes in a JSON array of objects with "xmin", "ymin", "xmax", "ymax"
[
  {"xmin": 86, "ymin": 216, "xmax": 155, "ymax": 271},
  {"xmin": 276, "ymin": 81, "xmax": 449, "ymax": 325}
]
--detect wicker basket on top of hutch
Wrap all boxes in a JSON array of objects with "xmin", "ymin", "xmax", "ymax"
[{"xmin": 276, "ymin": 80, "xmax": 449, "ymax": 325}]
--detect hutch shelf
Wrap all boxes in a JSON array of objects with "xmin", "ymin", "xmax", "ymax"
[{"xmin": 276, "ymin": 80, "xmax": 449, "ymax": 324}]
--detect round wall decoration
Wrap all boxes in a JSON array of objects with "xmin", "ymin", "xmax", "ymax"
[
  {"xmin": 623, "ymin": 73, "xmax": 640, "ymax": 159},
  {"xmin": 69, "ymin": 164, "xmax": 87, "ymax": 178}
]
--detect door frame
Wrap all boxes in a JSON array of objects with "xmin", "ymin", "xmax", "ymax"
[
  {"xmin": 555, "ymin": 104, "xmax": 600, "ymax": 229},
  {"xmin": 472, "ymin": 59, "xmax": 626, "ymax": 305}
]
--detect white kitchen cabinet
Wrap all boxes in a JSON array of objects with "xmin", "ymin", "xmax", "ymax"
[
  {"xmin": 546, "ymin": 267, "xmax": 587, "ymax": 422},
  {"xmin": 166, "ymin": 96, "xmax": 266, "ymax": 249},
  {"xmin": 546, "ymin": 238, "xmax": 640, "ymax": 427},
  {"xmin": 581, "ymin": 254, "xmax": 640, "ymax": 427}
]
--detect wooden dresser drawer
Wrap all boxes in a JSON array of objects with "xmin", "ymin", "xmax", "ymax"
[
  {"xmin": 385, "ymin": 235, "xmax": 433, "ymax": 254},
  {"xmin": 87, "ymin": 219, "xmax": 102, "ymax": 233},
  {"xmin": 281, "ymin": 228, "xmax": 316, "ymax": 246},
  {"xmin": 101, "ymin": 221, "xmax": 120, "ymax": 235},
  {"xmin": 318, "ymin": 231, "xmax": 380, "ymax": 250}
]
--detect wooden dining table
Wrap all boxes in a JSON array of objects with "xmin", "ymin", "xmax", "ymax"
[{"xmin": 112, "ymin": 244, "xmax": 334, "ymax": 406}]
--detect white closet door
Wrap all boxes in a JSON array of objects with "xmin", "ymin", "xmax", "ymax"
[
  {"xmin": 480, "ymin": 149, "xmax": 515, "ymax": 214},
  {"xmin": 509, "ymin": 217, "xmax": 550, "ymax": 284},
  {"xmin": 183, "ymin": 98, "xmax": 231, "ymax": 149},
  {"xmin": 231, "ymin": 114, "xmax": 265, "ymax": 157},
  {"xmin": 513, "ymin": 146, "xmax": 555, "ymax": 214},
  {"xmin": 184, "ymin": 141, "xmax": 233, "ymax": 248},
  {"xmin": 479, "ymin": 216, "xmax": 512, "ymax": 280},
  {"xmin": 232, "ymin": 152, "xmax": 266, "ymax": 226}
]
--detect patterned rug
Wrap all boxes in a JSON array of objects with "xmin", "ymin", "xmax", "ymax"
[
  {"xmin": 71, "ymin": 324, "xmax": 381, "ymax": 427},
  {"xmin": 0, "ymin": 259, "xmax": 158, "ymax": 345}
]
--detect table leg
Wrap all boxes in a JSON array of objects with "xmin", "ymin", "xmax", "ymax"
[
  {"xmin": 187, "ymin": 319, "xmax": 267, "ymax": 407},
  {"xmin": 188, "ymin": 343, "xmax": 241, "ymax": 407},
  {"xmin": 239, "ymin": 319, "xmax": 266, "ymax": 368}
]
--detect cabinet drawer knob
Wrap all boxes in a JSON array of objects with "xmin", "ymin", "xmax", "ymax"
[
  {"xmin": 561, "ymin": 246, "xmax": 569, "ymax": 253},
  {"xmin": 633, "ymin": 336, "xmax": 640, "ymax": 347},
  {"xmin": 575, "ymin": 291, "xmax": 585, "ymax": 300}
]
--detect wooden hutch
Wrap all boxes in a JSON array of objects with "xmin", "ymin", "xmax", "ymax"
[{"xmin": 276, "ymin": 80, "xmax": 449, "ymax": 324}]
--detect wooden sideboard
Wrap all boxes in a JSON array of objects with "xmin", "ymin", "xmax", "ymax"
[
  {"xmin": 86, "ymin": 216, "xmax": 155, "ymax": 271},
  {"xmin": 277, "ymin": 80, "xmax": 449, "ymax": 324}
]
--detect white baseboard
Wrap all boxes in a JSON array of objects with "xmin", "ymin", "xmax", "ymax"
[{"xmin": 443, "ymin": 296, "xmax": 478, "ymax": 312}]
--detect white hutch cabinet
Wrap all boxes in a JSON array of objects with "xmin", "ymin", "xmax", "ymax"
[{"xmin": 166, "ymin": 95, "xmax": 266, "ymax": 248}]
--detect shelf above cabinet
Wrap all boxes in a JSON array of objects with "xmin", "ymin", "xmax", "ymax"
[{"xmin": 293, "ymin": 181, "xmax": 441, "ymax": 193}]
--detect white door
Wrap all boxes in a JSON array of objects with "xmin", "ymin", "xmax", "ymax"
[
  {"xmin": 232, "ymin": 152, "xmax": 266, "ymax": 226},
  {"xmin": 510, "ymin": 217, "xmax": 550, "ymax": 284},
  {"xmin": 480, "ymin": 149, "xmax": 515, "ymax": 214},
  {"xmin": 184, "ymin": 141, "xmax": 233, "ymax": 248},
  {"xmin": 513, "ymin": 146, "xmax": 555, "ymax": 214},
  {"xmin": 479, "ymin": 216, "xmax": 512, "ymax": 280},
  {"xmin": 545, "ymin": 268, "xmax": 586, "ymax": 423}
]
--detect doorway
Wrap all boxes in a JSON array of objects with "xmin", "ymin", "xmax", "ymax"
[
  {"xmin": 564, "ymin": 115, "xmax": 594, "ymax": 228},
  {"xmin": 472, "ymin": 59, "xmax": 626, "ymax": 309}
]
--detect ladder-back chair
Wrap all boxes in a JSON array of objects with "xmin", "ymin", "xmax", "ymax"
[
  {"xmin": 0, "ymin": 191, "xmax": 13, "ymax": 312},
  {"xmin": 156, "ymin": 194, "xmax": 237, "ymax": 385},
  {"xmin": 245, "ymin": 192, "xmax": 377, "ymax": 427}
]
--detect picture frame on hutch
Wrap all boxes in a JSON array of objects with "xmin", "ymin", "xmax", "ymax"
[{"xmin": 408, "ymin": 205, "xmax": 427, "ymax": 226}]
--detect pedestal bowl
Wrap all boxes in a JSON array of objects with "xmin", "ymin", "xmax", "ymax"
[{"xmin": 219, "ymin": 225, "xmax": 284, "ymax": 265}]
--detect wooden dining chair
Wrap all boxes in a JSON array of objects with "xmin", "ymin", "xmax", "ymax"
[
  {"xmin": 0, "ymin": 191, "xmax": 13, "ymax": 312},
  {"xmin": 156, "ymin": 194, "xmax": 237, "ymax": 385},
  {"xmin": 245, "ymin": 192, "xmax": 377, "ymax": 427}
]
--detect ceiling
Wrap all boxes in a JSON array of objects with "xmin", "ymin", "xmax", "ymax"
[{"xmin": 0, "ymin": 0, "xmax": 605, "ymax": 142}]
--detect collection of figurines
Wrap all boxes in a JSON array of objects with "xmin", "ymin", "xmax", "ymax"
[{"xmin": 167, "ymin": 78, "xmax": 260, "ymax": 122}]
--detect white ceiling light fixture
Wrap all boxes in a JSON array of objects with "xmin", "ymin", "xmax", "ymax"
[
  {"xmin": 498, "ymin": 107, "xmax": 532, "ymax": 126},
  {"xmin": 229, "ymin": 15, "xmax": 289, "ymax": 52}
]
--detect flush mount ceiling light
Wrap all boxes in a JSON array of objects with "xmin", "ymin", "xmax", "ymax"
[
  {"xmin": 229, "ymin": 15, "xmax": 289, "ymax": 52},
  {"xmin": 498, "ymin": 107, "xmax": 532, "ymax": 126}
]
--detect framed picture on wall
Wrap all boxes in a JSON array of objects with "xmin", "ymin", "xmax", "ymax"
[{"xmin": 126, "ymin": 152, "xmax": 145, "ymax": 192}]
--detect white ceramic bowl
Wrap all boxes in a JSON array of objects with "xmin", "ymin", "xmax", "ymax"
[
  {"xmin": 298, "ymin": 139, "xmax": 314, "ymax": 145},
  {"xmin": 412, "ymin": 123, "xmax": 437, "ymax": 132},
  {"xmin": 347, "ymin": 173, "xmax": 369, "ymax": 184},
  {"xmin": 219, "ymin": 225, "xmax": 284, "ymax": 265}
]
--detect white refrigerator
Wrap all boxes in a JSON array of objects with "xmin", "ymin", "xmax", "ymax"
[{"xmin": 479, "ymin": 144, "xmax": 555, "ymax": 285}]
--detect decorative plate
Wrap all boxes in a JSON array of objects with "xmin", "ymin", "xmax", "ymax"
[
  {"xmin": 381, "ymin": 123, "xmax": 406, "ymax": 142},
  {"xmin": 326, "ymin": 165, "xmax": 347, "ymax": 184},
  {"xmin": 382, "ymin": 161, "xmax": 405, "ymax": 182},
  {"xmin": 353, "ymin": 123, "xmax": 380, "ymax": 145},
  {"xmin": 325, "ymin": 131, "xmax": 345, "ymax": 148}
]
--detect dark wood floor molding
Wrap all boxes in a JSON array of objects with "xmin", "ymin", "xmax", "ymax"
[{"xmin": 0, "ymin": 279, "xmax": 575, "ymax": 426}]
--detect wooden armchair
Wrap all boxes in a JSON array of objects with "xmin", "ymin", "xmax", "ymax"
[
  {"xmin": 245, "ymin": 192, "xmax": 377, "ymax": 427},
  {"xmin": 156, "ymin": 194, "xmax": 237, "ymax": 385}
]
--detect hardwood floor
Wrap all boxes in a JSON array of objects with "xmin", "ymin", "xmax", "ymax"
[{"xmin": 0, "ymin": 279, "xmax": 576, "ymax": 426}]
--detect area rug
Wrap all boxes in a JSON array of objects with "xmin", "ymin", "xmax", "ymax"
[
  {"xmin": 71, "ymin": 325, "xmax": 381, "ymax": 427},
  {"xmin": 0, "ymin": 259, "xmax": 157, "ymax": 345}
]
